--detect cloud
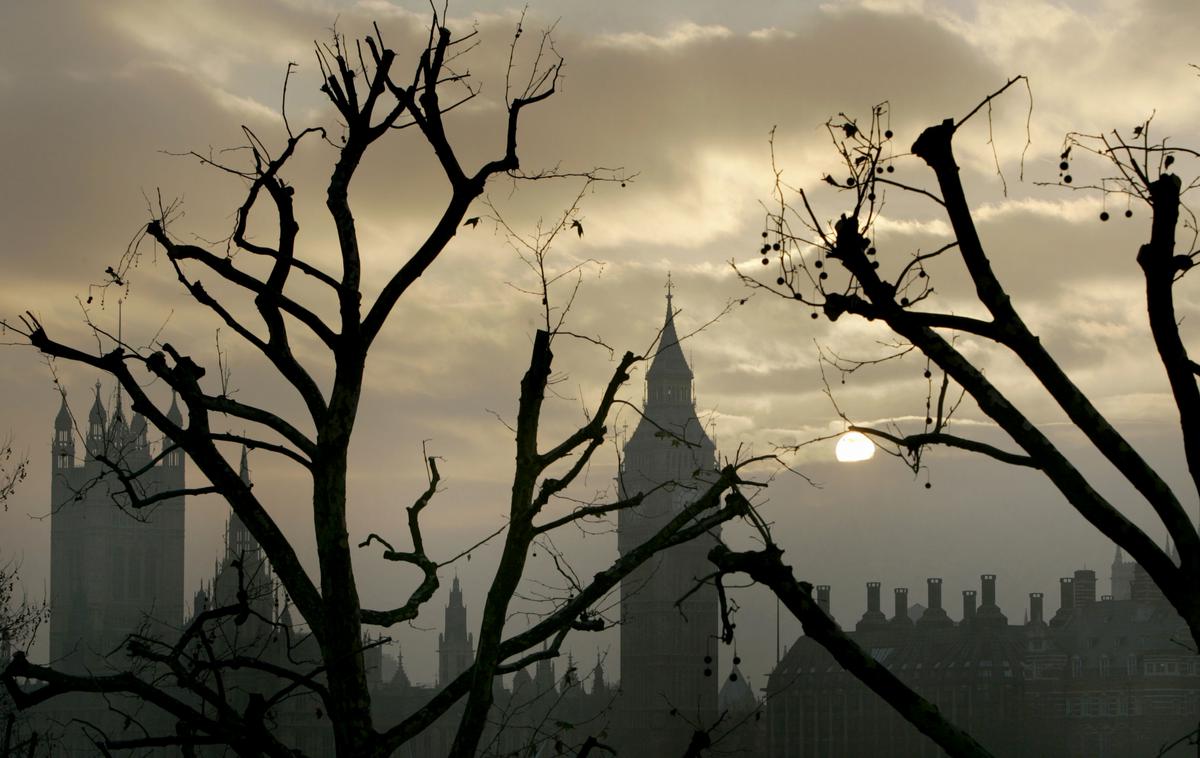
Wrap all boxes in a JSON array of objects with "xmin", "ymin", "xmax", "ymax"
[
  {"xmin": 4, "ymin": 0, "xmax": 1200, "ymax": 689},
  {"xmin": 592, "ymin": 22, "xmax": 734, "ymax": 50}
]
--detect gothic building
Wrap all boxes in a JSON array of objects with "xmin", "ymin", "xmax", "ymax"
[
  {"xmin": 49, "ymin": 386, "xmax": 186, "ymax": 670},
  {"xmin": 615, "ymin": 286, "xmax": 721, "ymax": 755},
  {"xmin": 438, "ymin": 576, "xmax": 474, "ymax": 686},
  {"xmin": 765, "ymin": 567, "xmax": 1200, "ymax": 757},
  {"xmin": 46, "ymin": 385, "xmax": 186, "ymax": 753}
]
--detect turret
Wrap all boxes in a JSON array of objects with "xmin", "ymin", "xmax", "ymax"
[
  {"xmin": 52, "ymin": 393, "xmax": 74, "ymax": 470},
  {"xmin": 591, "ymin": 651, "xmax": 608, "ymax": 696},
  {"xmin": 86, "ymin": 382, "xmax": 106, "ymax": 460},
  {"xmin": 226, "ymin": 446, "xmax": 259, "ymax": 558},
  {"xmin": 163, "ymin": 392, "xmax": 184, "ymax": 468},
  {"xmin": 130, "ymin": 410, "xmax": 148, "ymax": 451}
]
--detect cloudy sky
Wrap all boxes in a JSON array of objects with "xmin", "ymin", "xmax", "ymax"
[{"xmin": 3, "ymin": 0, "xmax": 1199, "ymax": 694}]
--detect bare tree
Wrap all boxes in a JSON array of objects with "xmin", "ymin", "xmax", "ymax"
[
  {"xmin": 726, "ymin": 76, "xmax": 1200, "ymax": 756},
  {"xmin": 0, "ymin": 12, "xmax": 762, "ymax": 758},
  {"xmin": 0, "ymin": 443, "xmax": 46, "ymax": 758}
]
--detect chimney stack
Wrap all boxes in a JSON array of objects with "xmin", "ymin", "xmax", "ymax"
[
  {"xmin": 962, "ymin": 590, "xmax": 977, "ymax": 624},
  {"xmin": 892, "ymin": 587, "xmax": 911, "ymax": 625},
  {"xmin": 856, "ymin": 582, "xmax": 887, "ymax": 631},
  {"xmin": 975, "ymin": 574, "xmax": 1008, "ymax": 626},
  {"xmin": 1072, "ymin": 569, "xmax": 1096, "ymax": 608},
  {"xmin": 927, "ymin": 577, "xmax": 943, "ymax": 611},
  {"xmin": 1029, "ymin": 592, "xmax": 1044, "ymax": 625},
  {"xmin": 1050, "ymin": 577, "xmax": 1074, "ymax": 626},
  {"xmin": 981, "ymin": 574, "xmax": 997, "ymax": 607},
  {"xmin": 816, "ymin": 585, "xmax": 831, "ymax": 616},
  {"xmin": 918, "ymin": 578, "xmax": 954, "ymax": 628}
]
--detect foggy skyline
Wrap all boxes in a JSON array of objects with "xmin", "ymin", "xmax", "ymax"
[{"xmin": 3, "ymin": 0, "xmax": 1200, "ymax": 700}]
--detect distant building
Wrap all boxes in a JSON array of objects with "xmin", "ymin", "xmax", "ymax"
[
  {"xmin": 438, "ymin": 576, "xmax": 474, "ymax": 687},
  {"xmin": 614, "ymin": 284, "xmax": 723, "ymax": 755},
  {"xmin": 49, "ymin": 385, "xmax": 185, "ymax": 671},
  {"xmin": 45, "ymin": 385, "xmax": 186, "ymax": 754},
  {"xmin": 190, "ymin": 447, "xmax": 333, "ymax": 756},
  {"xmin": 765, "ymin": 568, "xmax": 1200, "ymax": 757}
]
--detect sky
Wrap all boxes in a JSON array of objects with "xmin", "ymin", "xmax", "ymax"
[{"xmin": 2, "ymin": 0, "xmax": 1200, "ymax": 698}]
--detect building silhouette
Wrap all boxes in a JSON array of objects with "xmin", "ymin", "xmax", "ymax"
[
  {"xmin": 614, "ymin": 284, "xmax": 722, "ymax": 755},
  {"xmin": 765, "ymin": 568, "xmax": 1200, "ymax": 757},
  {"xmin": 45, "ymin": 385, "xmax": 186, "ymax": 753},
  {"xmin": 438, "ymin": 576, "xmax": 474, "ymax": 687},
  {"xmin": 49, "ymin": 386, "xmax": 186, "ymax": 670}
]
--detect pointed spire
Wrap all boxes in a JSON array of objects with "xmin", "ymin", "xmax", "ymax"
[
  {"xmin": 55, "ymin": 392, "xmax": 72, "ymax": 431},
  {"xmin": 227, "ymin": 446, "xmax": 259, "ymax": 558},
  {"xmin": 239, "ymin": 445, "xmax": 251, "ymax": 485},
  {"xmin": 391, "ymin": 644, "xmax": 412, "ymax": 689},
  {"xmin": 166, "ymin": 390, "xmax": 183, "ymax": 426},
  {"xmin": 647, "ymin": 277, "xmax": 692, "ymax": 380},
  {"xmin": 88, "ymin": 381, "xmax": 106, "ymax": 426},
  {"xmin": 130, "ymin": 409, "xmax": 147, "ymax": 444},
  {"xmin": 591, "ymin": 650, "xmax": 607, "ymax": 695}
]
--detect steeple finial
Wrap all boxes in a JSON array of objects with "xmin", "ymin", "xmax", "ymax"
[{"xmin": 666, "ymin": 271, "xmax": 673, "ymax": 305}]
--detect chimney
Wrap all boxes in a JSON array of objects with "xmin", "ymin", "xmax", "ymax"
[
  {"xmin": 1073, "ymin": 569, "xmax": 1096, "ymax": 608},
  {"xmin": 857, "ymin": 582, "xmax": 887, "ymax": 631},
  {"xmin": 918, "ymin": 578, "xmax": 954, "ymax": 628},
  {"xmin": 816, "ymin": 585, "xmax": 831, "ymax": 616},
  {"xmin": 981, "ymin": 574, "xmax": 997, "ymax": 607},
  {"xmin": 893, "ymin": 587, "xmax": 911, "ymax": 625},
  {"xmin": 975, "ymin": 573, "xmax": 1008, "ymax": 626},
  {"xmin": 962, "ymin": 590, "xmax": 977, "ymax": 624},
  {"xmin": 1029, "ymin": 592, "xmax": 1044, "ymax": 625},
  {"xmin": 1050, "ymin": 577, "xmax": 1074, "ymax": 626}
]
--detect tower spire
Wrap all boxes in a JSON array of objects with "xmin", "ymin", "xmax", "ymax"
[{"xmin": 239, "ymin": 444, "xmax": 251, "ymax": 484}]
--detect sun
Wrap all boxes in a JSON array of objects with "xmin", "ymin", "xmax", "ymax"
[{"xmin": 835, "ymin": 431, "xmax": 876, "ymax": 462}]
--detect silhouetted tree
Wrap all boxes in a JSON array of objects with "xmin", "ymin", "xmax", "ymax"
[
  {"xmin": 0, "ymin": 12, "xmax": 762, "ymax": 758},
  {"xmin": 0, "ymin": 444, "xmax": 46, "ymax": 758},
  {"xmin": 731, "ymin": 75, "xmax": 1200, "ymax": 756}
]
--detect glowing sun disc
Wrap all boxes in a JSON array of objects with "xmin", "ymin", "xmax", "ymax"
[{"xmin": 835, "ymin": 431, "xmax": 876, "ymax": 462}]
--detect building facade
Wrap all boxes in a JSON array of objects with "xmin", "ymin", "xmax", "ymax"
[
  {"xmin": 45, "ymin": 385, "xmax": 186, "ymax": 753},
  {"xmin": 49, "ymin": 386, "xmax": 186, "ymax": 670},
  {"xmin": 765, "ymin": 568, "xmax": 1200, "ymax": 757}
]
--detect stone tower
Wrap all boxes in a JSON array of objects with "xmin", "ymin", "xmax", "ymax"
[
  {"xmin": 1110, "ymin": 545, "xmax": 1134, "ymax": 600},
  {"xmin": 438, "ymin": 576, "xmax": 474, "ymax": 686},
  {"xmin": 203, "ymin": 446, "xmax": 275, "ymax": 631},
  {"xmin": 616, "ymin": 284, "xmax": 719, "ymax": 755},
  {"xmin": 49, "ymin": 385, "xmax": 186, "ymax": 673}
]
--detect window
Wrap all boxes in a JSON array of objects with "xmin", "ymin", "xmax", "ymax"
[{"xmin": 1098, "ymin": 655, "xmax": 1110, "ymax": 677}]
